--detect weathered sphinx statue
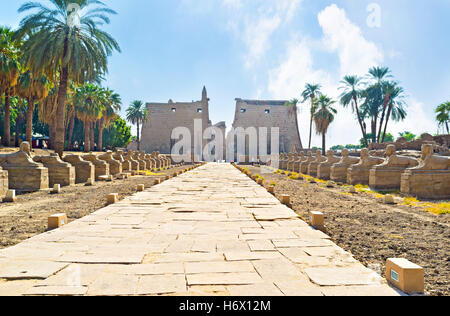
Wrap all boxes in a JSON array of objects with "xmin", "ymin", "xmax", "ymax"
[
  {"xmin": 287, "ymin": 153, "xmax": 297, "ymax": 172},
  {"xmin": 330, "ymin": 149, "xmax": 360, "ymax": 183},
  {"xmin": 124, "ymin": 151, "xmax": 140, "ymax": 172},
  {"xmin": 369, "ymin": 145, "xmax": 419, "ymax": 191},
  {"xmin": 308, "ymin": 150, "xmax": 327, "ymax": 177},
  {"xmin": 0, "ymin": 142, "xmax": 49, "ymax": 192},
  {"xmin": 63, "ymin": 154, "xmax": 95, "ymax": 184},
  {"xmin": 132, "ymin": 151, "xmax": 146, "ymax": 170},
  {"xmin": 99, "ymin": 151, "xmax": 122, "ymax": 175},
  {"xmin": 82, "ymin": 153, "xmax": 110, "ymax": 180},
  {"xmin": 279, "ymin": 153, "xmax": 289, "ymax": 170},
  {"xmin": 33, "ymin": 153, "xmax": 76, "ymax": 187},
  {"xmin": 293, "ymin": 152, "xmax": 306, "ymax": 173},
  {"xmin": 347, "ymin": 149, "xmax": 385, "ymax": 185},
  {"xmin": 113, "ymin": 150, "xmax": 132, "ymax": 172},
  {"xmin": 317, "ymin": 151, "xmax": 341, "ymax": 180},
  {"xmin": 300, "ymin": 152, "xmax": 315, "ymax": 174},
  {"xmin": 140, "ymin": 151, "xmax": 153, "ymax": 170},
  {"xmin": 401, "ymin": 144, "xmax": 450, "ymax": 199}
]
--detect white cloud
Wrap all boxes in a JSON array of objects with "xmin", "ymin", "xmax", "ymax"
[
  {"xmin": 224, "ymin": 0, "xmax": 303, "ymax": 68},
  {"xmin": 318, "ymin": 4, "xmax": 384, "ymax": 77}
]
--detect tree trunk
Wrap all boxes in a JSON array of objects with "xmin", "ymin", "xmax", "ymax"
[
  {"xmin": 377, "ymin": 94, "xmax": 390, "ymax": 143},
  {"xmin": 91, "ymin": 122, "xmax": 95, "ymax": 151},
  {"xmin": 98, "ymin": 125, "xmax": 104, "ymax": 152},
  {"xmin": 322, "ymin": 133, "xmax": 326, "ymax": 156},
  {"xmin": 353, "ymin": 96, "xmax": 368, "ymax": 147},
  {"xmin": 15, "ymin": 114, "xmax": 21, "ymax": 147},
  {"xmin": 137, "ymin": 121, "xmax": 140, "ymax": 151},
  {"xmin": 67, "ymin": 114, "xmax": 75, "ymax": 150},
  {"xmin": 84, "ymin": 121, "xmax": 90, "ymax": 152},
  {"xmin": 446, "ymin": 122, "xmax": 449, "ymax": 134},
  {"xmin": 49, "ymin": 121, "xmax": 56, "ymax": 149},
  {"xmin": 382, "ymin": 104, "xmax": 393, "ymax": 143},
  {"xmin": 26, "ymin": 97, "xmax": 35, "ymax": 145},
  {"xmin": 371, "ymin": 119, "xmax": 377, "ymax": 143},
  {"xmin": 55, "ymin": 65, "xmax": 69, "ymax": 157},
  {"xmin": 3, "ymin": 90, "xmax": 11, "ymax": 147}
]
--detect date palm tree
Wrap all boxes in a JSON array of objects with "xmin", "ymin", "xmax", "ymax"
[
  {"xmin": 313, "ymin": 95, "xmax": 337, "ymax": 155},
  {"xmin": 98, "ymin": 88, "xmax": 121, "ymax": 151},
  {"xmin": 126, "ymin": 100, "xmax": 149, "ymax": 151},
  {"xmin": 16, "ymin": 70, "xmax": 50, "ymax": 144},
  {"xmin": 381, "ymin": 82, "xmax": 406, "ymax": 143},
  {"xmin": 74, "ymin": 83, "xmax": 104, "ymax": 152},
  {"xmin": 339, "ymin": 75, "xmax": 368, "ymax": 147},
  {"xmin": 301, "ymin": 83, "xmax": 322, "ymax": 149},
  {"xmin": 15, "ymin": 0, "xmax": 121, "ymax": 156},
  {"xmin": 0, "ymin": 26, "xmax": 20, "ymax": 146},
  {"xmin": 436, "ymin": 102, "xmax": 450, "ymax": 134}
]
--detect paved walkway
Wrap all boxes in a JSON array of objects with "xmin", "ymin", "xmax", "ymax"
[{"xmin": 0, "ymin": 164, "xmax": 399, "ymax": 296}]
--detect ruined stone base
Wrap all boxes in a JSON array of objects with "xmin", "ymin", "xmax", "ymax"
[
  {"xmin": 347, "ymin": 167, "xmax": 372, "ymax": 185},
  {"xmin": 317, "ymin": 165, "xmax": 332, "ymax": 180},
  {"xmin": 300, "ymin": 163, "xmax": 310, "ymax": 174},
  {"xmin": 369, "ymin": 168, "xmax": 405, "ymax": 191},
  {"xmin": 93, "ymin": 164, "xmax": 110, "ymax": 180},
  {"xmin": 330, "ymin": 166, "xmax": 349, "ymax": 183},
  {"xmin": 307, "ymin": 163, "xmax": 320, "ymax": 177},
  {"xmin": 401, "ymin": 170, "xmax": 450, "ymax": 199},
  {"xmin": 4, "ymin": 166, "xmax": 49, "ymax": 192},
  {"xmin": 0, "ymin": 169, "xmax": 8, "ymax": 198},
  {"xmin": 47, "ymin": 166, "xmax": 76, "ymax": 187}
]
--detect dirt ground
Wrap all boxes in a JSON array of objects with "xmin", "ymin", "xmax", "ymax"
[
  {"xmin": 245, "ymin": 165, "xmax": 450, "ymax": 296},
  {"xmin": 0, "ymin": 164, "xmax": 193, "ymax": 250}
]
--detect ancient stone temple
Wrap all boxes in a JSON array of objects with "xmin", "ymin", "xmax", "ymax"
[
  {"xmin": 231, "ymin": 99, "xmax": 303, "ymax": 157},
  {"xmin": 140, "ymin": 87, "xmax": 226, "ymax": 157}
]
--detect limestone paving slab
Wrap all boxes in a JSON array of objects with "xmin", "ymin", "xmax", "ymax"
[{"xmin": 0, "ymin": 163, "xmax": 397, "ymax": 296}]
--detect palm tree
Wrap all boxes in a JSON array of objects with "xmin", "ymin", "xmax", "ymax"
[
  {"xmin": 436, "ymin": 102, "xmax": 450, "ymax": 134},
  {"xmin": 381, "ymin": 82, "xmax": 406, "ymax": 142},
  {"xmin": 339, "ymin": 75, "xmax": 368, "ymax": 146},
  {"xmin": 98, "ymin": 88, "xmax": 121, "ymax": 151},
  {"xmin": 126, "ymin": 100, "xmax": 149, "ymax": 151},
  {"xmin": 367, "ymin": 66, "xmax": 392, "ymax": 143},
  {"xmin": 284, "ymin": 99, "xmax": 303, "ymax": 151},
  {"xmin": 313, "ymin": 95, "xmax": 337, "ymax": 155},
  {"xmin": 74, "ymin": 84, "xmax": 104, "ymax": 152},
  {"xmin": 16, "ymin": 70, "xmax": 49, "ymax": 144},
  {"xmin": 15, "ymin": 0, "xmax": 121, "ymax": 156},
  {"xmin": 301, "ymin": 83, "xmax": 322, "ymax": 149},
  {"xmin": 0, "ymin": 26, "xmax": 20, "ymax": 146}
]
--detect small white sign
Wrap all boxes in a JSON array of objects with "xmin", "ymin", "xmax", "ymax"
[{"xmin": 391, "ymin": 270, "xmax": 399, "ymax": 282}]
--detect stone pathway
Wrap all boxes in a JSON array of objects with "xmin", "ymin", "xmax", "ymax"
[{"xmin": 0, "ymin": 164, "xmax": 400, "ymax": 296}]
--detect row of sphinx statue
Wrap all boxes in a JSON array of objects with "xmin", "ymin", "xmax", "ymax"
[{"xmin": 274, "ymin": 144, "xmax": 450, "ymax": 200}]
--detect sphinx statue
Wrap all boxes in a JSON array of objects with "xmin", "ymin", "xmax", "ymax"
[
  {"xmin": 369, "ymin": 145, "xmax": 419, "ymax": 191},
  {"xmin": 132, "ymin": 151, "xmax": 147, "ymax": 170},
  {"xmin": 299, "ymin": 152, "xmax": 315, "ymax": 174},
  {"xmin": 113, "ymin": 150, "xmax": 131, "ymax": 172},
  {"xmin": 287, "ymin": 153, "xmax": 297, "ymax": 172},
  {"xmin": 401, "ymin": 144, "xmax": 450, "ymax": 199},
  {"xmin": 0, "ymin": 142, "xmax": 49, "ymax": 192},
  {"xmin": 82, "ymin": 153, "xmax": 110, "ymax": 180},
  {"xmin": 33, "ymin": 153, "xmax": 76, "ymax": 187},
  {"xmin": 99, "ymin": 151, "xmax": 123, "ymax": 175},
  {"xmin": 63, "ymin": 154, "xmax": 95, "ymax": 184},
  {"xmin": 308, "ymin": 150, "xmax": 327, "ymax": 177},
  {"xmin": 292, "ymin": 152, "xmax": 306, "ymax": 173},
  {"xmin": 279, "ymin": 153, "xmax": 289, "ymax": 170},
  {"xmin": 139, "ymin": 151, "xmax": 153, "ymax": 170},
  {"xmin": 317, "ymin": 151, "xmax": 341, "ymax": 180},
  {"xmin": 124, "ymin": 151, "xmax": 140, "ymax": 172},
  {"xmin": 347, "ymin": 149, "xmax": 385, "ymax": 185},
  {"xmin": 330, "ymin": 149, "xmax": 360, "ymax": 183}
]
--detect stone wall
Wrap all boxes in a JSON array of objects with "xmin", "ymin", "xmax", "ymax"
[{"xmin": 231, "ymin": 99, "xmax": 303, "ymax": 157}]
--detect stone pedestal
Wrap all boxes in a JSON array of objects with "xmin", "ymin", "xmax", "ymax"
[
  {"xmin": 286, "ymin": 153, "xmax": 296, "ymax": 172},
  {"xmin": 279, "ymin": 154, "xmax": 289, "ymax": 170},
  {"xmin": 82, "ymin": 154, "xmax": 110, "ymax": 180},
  {"xmin": 292, "ymin": 153, "xmax": 306, "ymax": 173},
  {"xmin": 99, "ymin": 151, "xmax": 122, "ymax": 175},
  {"xmin": 113, "ymin": 150, "xmax": 131, "ymax": 172},
  {"xmin": 0, "ymin": 142, "xmax": 49, "ymax": 192},
  {"xmin": 0, "ymin": 167, "xmax": 8, "ymax": 198},
  {"xmin": 124, "ymin": 152, "xmax": 140, "ymax": 171},
  {"xmin": 317, "ymin": 152, "xmax": 340, "ymax": 180},
  {"xmin": 63, "ymin": 155, "xmax": 95, "ymax": 184},
  {"xmin": 132, "ymin": 152, "xmax": 147, "ymax": 170},
  {"xmin": 34, "ymin": 154, "xmax": 75, "ymax": 187}
]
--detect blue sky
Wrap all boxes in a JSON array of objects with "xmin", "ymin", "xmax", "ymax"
[{"xmin": 2, "ymin": 0, "xmax": 449, "ymax": 147}]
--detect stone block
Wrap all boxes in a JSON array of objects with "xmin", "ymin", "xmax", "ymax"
[
  {"xmin": 4, "ymin": 189, "xmax": 17, "ymax": 203},
  {"xmin": 0, "ymin": 168, "xmax": 8, "ymax": 198},
  {"xmin": 310, "ymin": 211, "xmax": 324, "ymax": 229},
  {"xmin": 137, "ymin": 184, "xmax": 145, "ymax": 192},
  {"xmin": 82, "ymin": 154, "xmax": 110, "ymax": 180},
  {"xmin": 107, "ymin": 193, "xmax": 119, "ymax": 205},
  {"xmin": 386, "ymin": 258, "xmax": 424, "ymax": 294},
  {"xmin": 48, "ymin": 213, "xmax": 68, "ymax": 229},
  {"xmin": 33, "ymin": 154, "xmax": 75, "ymax": 187},
  {"xmin": 52, "ymin": 184, "xmax": 61, "ymax": 194}
]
